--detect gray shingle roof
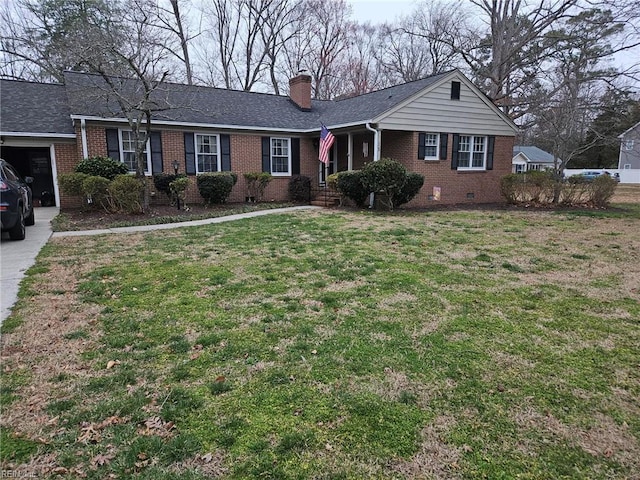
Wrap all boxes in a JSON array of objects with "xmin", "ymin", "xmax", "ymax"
[
  {"xmin": 513, "ymin": 145, "xmax": 555, "ymax": 163},
  {"xmin": 2, "ymin": 70, "xmax": 456, "ymax": 135},
  {"xmin": 63, "ymin": 70, "xmax": 452, "ymax": 131},
  {"xmin": 1, "ymin": 79, "xmax": 75, "ymax": 135}
]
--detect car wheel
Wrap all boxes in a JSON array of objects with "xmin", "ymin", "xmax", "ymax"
[
  {"xmin": 25, "ymin": 207, "xmax": 35, "ymax": 226},
  {"xmin": 8, "ymin": 210, "xmax": 26, "ymax": 240}
]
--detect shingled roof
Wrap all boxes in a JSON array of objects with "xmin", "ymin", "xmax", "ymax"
[
  {"xmin": 62, "ymin": 70, "xmax": 453, "ymax": 132},
  {"xmin": 0, "ymin": 79, "xmax": 75, "ymax": 135}
]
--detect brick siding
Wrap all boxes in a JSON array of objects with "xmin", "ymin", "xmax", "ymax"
[{"xmin": 56, "ymin": 124, "xmax": 514, "ymax": 209}]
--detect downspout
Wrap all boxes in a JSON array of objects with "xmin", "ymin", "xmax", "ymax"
[
  {"xmin": 80, "ymin": 118, "xmax": 88, "ymax": 159},
  {"xmin": 365, "ymin": 122, "xmax": 380, "ymax": 208}
]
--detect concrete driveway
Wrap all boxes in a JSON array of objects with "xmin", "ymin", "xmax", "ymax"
[{"xmin": 1, "ymin": 206, "xmax": 58, "ymax": 325}]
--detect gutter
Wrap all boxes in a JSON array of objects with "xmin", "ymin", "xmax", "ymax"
[
  {"xmin": 80, "ymin": 118, "xmax": 88, "ymax": 159},
  {"xmin": 365, "ymin": 122, "xmax": 381, "ymax": 208}
]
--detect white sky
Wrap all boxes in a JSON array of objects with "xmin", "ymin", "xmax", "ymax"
[{"xmin": 347, "ymin": 0, "xmax": 419, "ymax": 24}]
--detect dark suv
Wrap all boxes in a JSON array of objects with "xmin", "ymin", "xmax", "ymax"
[{"xmin": 1, "ymin": 159, "xmax": 35, "ymax": 240}]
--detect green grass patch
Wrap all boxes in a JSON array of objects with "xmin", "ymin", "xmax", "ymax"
[{"xmin": 2, "ymin": 208, "xmax": 639, "ymax": 478}]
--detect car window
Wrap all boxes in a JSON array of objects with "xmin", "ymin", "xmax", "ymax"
[{"xmin": 3, "ymin": 165, "xmax": 19, "ymax": 181}]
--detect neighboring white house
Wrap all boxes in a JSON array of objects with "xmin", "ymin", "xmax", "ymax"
[
  {"xmin": 617, "ymin": 121, "xmax": 640, "ymax": 183},
  {"xmin": 512, "ymin": 146, "xmax": 556, "ymax": 173}
]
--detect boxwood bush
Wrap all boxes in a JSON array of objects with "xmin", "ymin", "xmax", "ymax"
[
  {"xmin": 107, "ymin": 175, "xmax": 144, "ymax": 213},
  {"xmin": 58, "ymin": 172, "xmax": 90, "ymax": 197},
  {"xmin": 335, "ymin": 170, "xmax": 369, "ymax": 207},
  {"xmin": 197, "ymin": 172, "xmax": 237, "ymax": 204},
  {"xmin": 288, "ymin": 175, "xmax": 311, "ymax": 202},
  {"xmin": 75, "ymin": 156, "xmax": 128, "ymax": 180},
  {"xmin": 392, "ymin": 172, "xmax": 424, "ymax": 207},
  {"xmin": 153, "ymin": 173, "xmax": 182, "ymax": 200}
]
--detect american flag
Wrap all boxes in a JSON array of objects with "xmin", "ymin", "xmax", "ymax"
[{"xmin": 319, "ymin": 124, "xmax": 335, "ymax": 164}]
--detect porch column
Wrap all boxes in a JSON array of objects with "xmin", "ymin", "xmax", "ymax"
[{"xmin": 347, "ymin": 133, "xmax": 353, "ymax": 171}]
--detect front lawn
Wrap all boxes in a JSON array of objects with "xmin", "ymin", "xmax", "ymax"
[{"xmin": 1, "ymin": 206, "xmax": 639, "ymax": 478}]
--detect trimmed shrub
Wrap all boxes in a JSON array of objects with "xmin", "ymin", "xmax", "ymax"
[
  {"xmin": 244, "ymin": 172, "xmax": 272, "ymax": 202},
  {"xmin": 326, "ymin": 173, "xmax": 339, "ymax": 191},
  {"xmin": 288, "ymin": 175, "xmax": 311, "ymax": 202},
  {"xmin": 588, "ymin": 175, "xmax": 617, "ymax": 207},
  {"xmin": 82, "ymin": 175, "xmax": 110, "ymax": 210},
  {"xmin": 335, "ymin": 170, "xmax": 369, "ymax": 207},
  {"xmin": 169, "ymin": 176, "xmax": 190, "ymax": 209},
  {"xmin": 58, "ymin": 172, "xmax": 89, "ymax": 197},
  {"xmin": 561, "ymin": 175, "xmax": 591, "ymax": 205},
  {"xmin": 500, "ymin": 171, "xmax": 554, "ymax": 204},
  {"xmin": 153, "ymin": 173, "xmax": 181, "ymax": 200},
  {"xmin": 75, "ymin": 156, "xmax": 128, "ymax": 180},
  {"xmin": 392, "ymin": 172, "xmax": 424, "ymax": 207},
  {"xmin": 197, "ymin": 172, "xmax": 236, "ymax": 204},
  {"xmin": 107, "ymin": 175, "xmax": 144, "ymax": 213},
  {"xmin": 361, "ymin": 158, "xmax": 407, "ymax": 210}
]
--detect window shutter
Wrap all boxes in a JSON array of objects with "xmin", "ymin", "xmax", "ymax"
[
  {"xmin": 261, "ymin": 137, "xmax": 271, "ymax": 173},
  {"xmin": 184, "ymin": 132, "xmax": 196, "ymax": 174},
  {"xmin": 417, "ymin": 133, "xmax": 426, "ymax": 159},
  {"xmin": 150, "ymin": 131, "xmax": 163, "ymax": 174},
  {"xmin": 486, "ymin": 136, "xmax": 495, "ymax": 170},
  {"xmin": 220, "ymin": 134, "xmax": 231, "ymax": 171},
  {"xmin": 439, "ymin": 133, "xmax": 448, "ymax": 160},
  {"xmin": 451, "ymin": 134, "xmax": 460, "ymax": 170},
  {"xmin": 291, "ymin": 138, "xmax": 300, "ymax": 175},
  {"xmin": 106, "ymin": 129, "xmax": 120, "ymax": 161}
]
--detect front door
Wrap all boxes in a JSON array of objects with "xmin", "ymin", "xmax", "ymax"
[{"xmin": 319, "ymin": 144, "xmax": 337, "ymax": 185}]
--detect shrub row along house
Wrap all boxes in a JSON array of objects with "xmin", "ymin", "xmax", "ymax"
[{"xmin": 0, "ymin": 69, "xmax": 518, "ymax": 209}]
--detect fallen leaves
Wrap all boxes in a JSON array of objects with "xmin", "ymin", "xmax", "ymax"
[
  {"xmin": 78, "ymin": 416, "xmax": 126, "ymax": 444},
  {"xmin": 137, "ymin": 416, "xmax": 176, "ymax": 438}
]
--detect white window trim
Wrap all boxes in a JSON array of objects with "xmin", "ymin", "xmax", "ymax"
[
  {"xmin": 194, "ymin": 132, "xmax": 221, "ymax": 174},
  {"xmin": 119, "ymin": 129, "xmax": 152, "ymax": 175},
  {"xmin": 623, "ymin": 139, "xmax": 634, "ymax": 150},
  {"xmin": 457, "ymin": 135, "xmax": 487, "ymax": 171},
  {"xmin": 270, "ymin": 137, "xmax": 291, "ymax": 176},
  {"xmin": 623, "ymin": 164, "xmax": 631, "ymax": 169},
  {"xmin": 423, "ymin": 133, "xmax": 440, "ymax": 161}
]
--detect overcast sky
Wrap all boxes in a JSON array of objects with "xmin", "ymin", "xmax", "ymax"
[{"xmin": 348, "ymin": 0, "xmax": 419, "ymax": 24}]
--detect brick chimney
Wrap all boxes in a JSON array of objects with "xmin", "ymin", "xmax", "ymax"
[{"xmin": 289, "ymin": 72, "xmax": 312, "ymax": 111}]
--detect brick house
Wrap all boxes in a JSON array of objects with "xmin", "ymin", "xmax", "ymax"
[{"xmin": 0, "ymin": 69, "xmax": 518, "ymax": 209}]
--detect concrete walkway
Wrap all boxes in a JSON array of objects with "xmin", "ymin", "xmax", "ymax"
[
  {"xmin": 1, "ymin": 205, "xmax": 320, "ymax": 324},
  {"xmin": 1, "ymin": 206, "xmax": 59, "ymax": 324}
]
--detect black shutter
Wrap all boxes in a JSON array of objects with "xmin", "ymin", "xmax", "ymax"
[
  {"xmin": 439, "ymin": 133, "xmax": 448, "ymax": 160},
  {"xmin": 418, "ymin": 133, "xmax": 426, "ymax": 159},
  {"xmin": 262, "ymin": 137, "xmax": 271, "ymax": 173},
  {"xmin": 106, "ymin": 129, "xmax": 120, "ymax": 161},
  {"xmin": 291, "ymin": 138, "xmax": 300, "ymax": 175},
  {"xmin": 220, "ymin": 134, "xmax": 231, "ymax": 171},
  {"xmin": 451, "ymin": 134, "xmax": 460, "ymax": 170},
  {"xmin": 486, "ymin": 136, "xmax": 495, "ymax": 170},
  {"xmin": 184, "ymin": 132, "xmax": 196, "ymax": 174},
  {"xmin": 150, "ymin": 131, "xmax": 163, "ymax": 174}
]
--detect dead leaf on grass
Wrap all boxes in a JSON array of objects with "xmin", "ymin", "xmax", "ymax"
[{"xmin": 137, "ymin": 416, "xmax": 176, "ymax": 438}]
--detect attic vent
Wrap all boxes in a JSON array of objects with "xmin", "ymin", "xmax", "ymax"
[{"xmin": 451, "ymin": 81, "xmax": 461, "ymax": 100}]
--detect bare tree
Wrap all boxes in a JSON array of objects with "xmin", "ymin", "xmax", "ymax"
[
  {"xmin": 65, "ymin": 0, "xmax": 174, "ymax": 210},
  {"xmin": 280, "ymin": 0, "xmax": 352, "ymax": 99},
  {"xmin": 152, "ymin": 0, "xmax": 199, "ymax": 85},
  {"xmin": 528, "ymin": 8, "xmax": 626, "ymax": 201},
  {"xmin": 0, "ymin": 0, "xmax": 119, "ymax": 82},
  {"xmin": 383, "ymin": 1, "xmax": 464, "ymax": 83}
]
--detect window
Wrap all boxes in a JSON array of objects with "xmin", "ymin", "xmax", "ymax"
[
  {"xmin": 451, "ymin": 81, "xmax": 461, "ymax": 100},
  {"xmin": 514, "ymin": 164, "xmax": 525, "ymax": 173},
  {"xmin": 195, "ymin": 134, "xmax": 219, "ymax": 173},
  {"xmin": 623, "ymin": 139, "xmax": 634, "ymax": 150},
  {"xmin": 457, "ymin": 135, "xmax": 486, "ymax": 170},
  {"xmin": 422, "ymin": 133, "xmax": 440, "ymax": 160},
  {"xmin": 271, "ymin": 138, "xmax": 291, "ymax": 175},
  {"xmin": 120, "ymin": 130, "xmax": 151, "ymax": 173},
  {"xmin": 624, "ymin": 164, "xmax": 631, "ymax": 169}
]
